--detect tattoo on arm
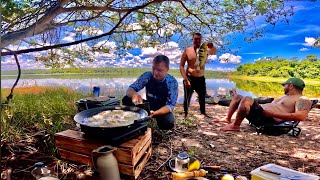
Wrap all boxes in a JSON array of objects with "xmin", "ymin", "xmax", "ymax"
[{"xmin": 296, "ymin": 99, "xmax": 312, "ymax": 111}]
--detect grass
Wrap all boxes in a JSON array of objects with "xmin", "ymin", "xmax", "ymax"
[
  {"xmin": 1, "ymin": 68, "xmax": 228, "ymax": 79},
  {"xmin": 178, "ymin": 115, "xmax": 197, "ymax": 127},
  {"xmin": 186, "ymin": 146, "xmax": 199, "ymax": 157},
  {"xmin": 1, "ymin": 87, "xmax": 84, "ymax": 143}
]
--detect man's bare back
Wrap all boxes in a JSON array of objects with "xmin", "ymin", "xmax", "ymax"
[{"xmin": 182, "ymin": 46, "xmax": 204, "ymax": 77}]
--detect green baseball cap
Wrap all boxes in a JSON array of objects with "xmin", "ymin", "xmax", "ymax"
[{"xmin": 281, "ymin": 77, "xmax": 305, "ymax": 90}]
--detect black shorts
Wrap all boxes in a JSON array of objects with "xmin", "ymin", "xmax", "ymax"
[{"xmin": 246, "ymin": 100, "xmax": 276, "ymax": 126}]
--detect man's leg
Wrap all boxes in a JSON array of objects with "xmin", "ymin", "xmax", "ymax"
[
  {"xmin": 122, "ymin": 95, "xmax": 135, "ymax": 106},
  {"xmin": 222, "ymin": 96, "xmax": 254, "ymax": 131},
  {"xmin": 183, "ymin": 80, "xmax": 193, "ymax": 118},
  {"xmin": 155, "ymin": 112, "xmax": 175, "ymax": 130},
  {"xmin": 194, "ymin": 77, "xmax": 206, "ymax": 115},
  {"xmin": 224, "ymin": 94, "xmax": 243, "ymax": 123}
]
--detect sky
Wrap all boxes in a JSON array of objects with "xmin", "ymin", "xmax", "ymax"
[{"xmin": 1, "ymin": 1, "xmax": 320, "ymax": 71}]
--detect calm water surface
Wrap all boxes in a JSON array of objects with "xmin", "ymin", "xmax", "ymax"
[
  {"xmin": 2, "ymin": 75, "xmax": 319, "ymax": 101},
  {"xmin": 1, "ymin": 77, "xmax": 255, "ymax": 103}
]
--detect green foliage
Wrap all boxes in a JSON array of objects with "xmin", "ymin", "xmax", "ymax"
[
  {"xmin": 2, "ymin": 0, "xmax": 295, "ymax": 67},
  {"xmin": 233, "ymin": 55, "xmax": 320, "ymax": 79},
  {"xmin": 1, "ymin": 0, "xmax": 33, "ymax": 22},
  {"xmin": 232, "ymin": 79, "xmax": 320, "ymax": 98},
  {"xmin": 1, "ymin": 88, "xmax": 84, "ymax": 143}
]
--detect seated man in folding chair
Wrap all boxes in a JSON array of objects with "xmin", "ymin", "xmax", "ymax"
[{"xmin": 222, "ymin": 77, "xmax": 312, "ymax": 132}]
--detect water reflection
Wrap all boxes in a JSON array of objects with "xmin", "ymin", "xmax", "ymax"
[
  {"xmin": 1, "ymin": 78, "xmax": 254, "ymax": 103},
  {"xmin": 232, "ymin": 79, "xmax": 320, "ymax": 98},
  {"xmin": 2, "ymin": 77, "xmax": 319, "ymax": 102}
]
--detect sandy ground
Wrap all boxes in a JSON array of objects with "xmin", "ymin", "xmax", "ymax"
[
  {"xmin": 139, "ymin": 103, "xmax": 320, "ymax": 179},
  {"xmin": 1, "ymin": 103, "xmax": 320, "ymax": 180}
]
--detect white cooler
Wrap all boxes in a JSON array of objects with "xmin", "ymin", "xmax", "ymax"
[{"xmin": 250, "ymin": 163, "xmax": 319, "ymax": 180}]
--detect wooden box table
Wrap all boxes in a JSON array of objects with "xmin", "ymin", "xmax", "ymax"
[{"xmin": 54, "ymin": 128, "xmax": 152, "ymax": 179}]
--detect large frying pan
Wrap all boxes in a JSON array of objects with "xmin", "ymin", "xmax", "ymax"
[{"xmin": 74, "ymin": 106, "xmax": 151, "ymax": 138}]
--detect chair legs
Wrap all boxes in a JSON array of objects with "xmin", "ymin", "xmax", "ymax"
[{"xmin": 289, "ymin": 127, "xmax": 301, "ymax": 137}]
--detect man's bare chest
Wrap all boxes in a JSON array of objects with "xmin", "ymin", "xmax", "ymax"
[
  {"xmin": 276, "ymin": 96, "xmax": 298, "ymax": 109},
  {"xmin": 186, "ymin": 51, "xmax": 197, "ymax": 64}
]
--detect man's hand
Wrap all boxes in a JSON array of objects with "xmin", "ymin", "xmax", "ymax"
[
  {"xmin": 150, "ymin": 110, "xmax": 157, "ymax": 118},
  {"xmin": 263, "ymin": 109, "xmax": 273, "ymax": 117},
  {"xmin": 207, "ymin": 42, "xmax": 217, "ymax": 55},
  {"xmin": 132, "ymin": 94, "xmax": 143, "ymax": 105},
  {"xmin": 184, "ymin": 79, "xmax": 191, "ymax": 88}
]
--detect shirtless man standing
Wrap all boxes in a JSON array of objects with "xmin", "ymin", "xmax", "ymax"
[
  {"xmin": 222, "ymin": 77, "xmax": 312, "ymax": 131},
  {"xmin": 180, "ymin": 33, "xmax": 217, "ymax": 118}
]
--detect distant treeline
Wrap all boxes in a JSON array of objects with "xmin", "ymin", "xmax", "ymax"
[
  {"xmin": 232, "ymin": 79, "xmax": 320, "ymax": 98},
  {"xmin": 233, "ymin": 55, "xmax": 320, "ymax": 79},
  {"xmin": 1, "ymin": 67, "xmax": 229, "ymax": 78}
]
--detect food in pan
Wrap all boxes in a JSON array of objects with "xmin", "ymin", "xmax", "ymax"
[{"xmin": 85, "ymin": 110, "xmax": 141, "ymax": 127}]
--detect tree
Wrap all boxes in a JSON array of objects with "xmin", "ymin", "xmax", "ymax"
[
  {"xmin": 1, "ymin": 0, "xmax": 294, "ymax": 67},
  {"xmin": 314, "ymin": 37, "xmax": 320, "ymax": 48},
  {"xmin": 306, "ymin": 54, "xmax": 318, "ymax": 62}
]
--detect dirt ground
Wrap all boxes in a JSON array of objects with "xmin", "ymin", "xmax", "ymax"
[{"xmin": 1, "ymin": 103, "xmax": 320, "ymax": 180}]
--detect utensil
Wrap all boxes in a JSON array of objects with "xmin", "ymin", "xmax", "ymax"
[
  {"xmin": 260, "ymin": 168, "xmax": 306, "ymax": 180},
  {"xmin": 136, "ymin": 101, "xmax": 150, "ymax": 115}
]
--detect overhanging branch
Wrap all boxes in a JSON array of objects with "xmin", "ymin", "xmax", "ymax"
[
  {"xmin": 1, "ymin": 48, "xmax": 21, "ymax": 106},
  {"xmin": 1, "ymin": 0, "xmax": 174, "ymax": 56}
]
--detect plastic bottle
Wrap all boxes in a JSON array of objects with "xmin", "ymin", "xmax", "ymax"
[{"xmin": 31, "ymin": 162, "xmax": 59, "ymax": 180}]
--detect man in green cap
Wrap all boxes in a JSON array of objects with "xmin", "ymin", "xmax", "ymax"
[{"xmin": 221, "ymin": 77, "xmax": 312, "ymax": 131}]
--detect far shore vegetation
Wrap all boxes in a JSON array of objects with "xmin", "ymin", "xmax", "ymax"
[
  {"xmin": 231, "ymin": 55, "xmax": 320, "ymax": 81},
  {"xmin": 2, "ymin": 55, "xmax": 319, "ymax": 81}
]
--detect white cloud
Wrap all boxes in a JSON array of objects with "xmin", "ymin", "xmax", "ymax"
[
  {"xmin": 1, "ymin": 57, "xmax": 46, "ymax": 70},
  {"xmin": 125, "ymin": 23, "xmax": 142, "ymax": 31},
  {"xmin": 242, "ymin": 52, "xmax": 263, "ymax": 55},
  {"xmin": 4, "ymin": 44, "xmax": 28, "ymax": 51},
  {"xmin": 140, "ymin": 47, "xmax": 159, "ymax": 57},
  {"xmin": 299, "ymin": 48, "xmax": 309, "ymax": 51},
  {"xmin": 293, "ymin": 6, "xmax": 315, "ymax": 12},
  {"xmin": 303, "ymin": 37, "xmax": 316, "ymax": 47},
  {"xmin": 266, "ymin": 33, "xmax": 291, "ymax": 40},
  {"xmin": 218, "ymin": 53, "xmax": 241, "ymax": 64},
  {"xmin": 296, "ymin": 25, "xmax": 320, "ymax": 34},
  {"xmin": 75, "ymin": 26, "xmax": 103, "ymax": 36},
  {"xmin": 125, "ymin": 53, "xmax": 134, "ymax": 58},
  {"xmin": 62, "ymin": 32, "xmax": 76, "ymax": 42},
  {"xmin": 157, "ymin": 23, "xmax": 180, "ymax": 37},
  {"xmin": 94, "ymin": 41, "xmax": 117, "ymax": 50},
  {"xmin": 207, "ymin": 55, "xmax": 217, "ymax": 62},
  {"xmin": 288, "ymin": 42, "xmax": 301, "ymax": 46},
  {"xmin": 158, "ymin": 41, "xmax": 183, "ymax": 64},
  {"xmin": 206, "ymin": 67, "xmax": 236, "ymax": 72},
  {"xmin": 265, "ymin": 25, "xmax": 320, "ymax": 41}
]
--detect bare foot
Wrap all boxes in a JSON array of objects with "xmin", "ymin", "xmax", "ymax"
[
  {"xmin": 221, "ymin": 124, "xmax": 240, "ymax": 131},
  {"xmin": 212, "ymin": 118, "xmax": 231, "ymax": 123}
]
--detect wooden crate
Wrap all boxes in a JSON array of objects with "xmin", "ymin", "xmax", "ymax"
[{"xmin": 55, "ymin": 128, "xmax": 152, "ymax": 179}]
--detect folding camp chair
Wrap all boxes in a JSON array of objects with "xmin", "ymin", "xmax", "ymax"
[{"xmin": 251, "ymin": 99, "xmax": 318, "ymax": 137}]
